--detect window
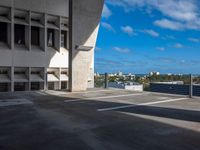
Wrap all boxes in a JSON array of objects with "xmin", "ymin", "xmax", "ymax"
[
  {"xmin": 31, "ymin": 71, "xmax": 40, "ymax": 75},
  {"xmin": 0, "ymin": 6, "xmax": 10, "ymax": 22},
  {"xmin": 0, "ymin": 83, "xmax": 9, "ymax": 92},
  {"xmin": 14, "ymin": 83, "xmax": 26, "ymax": 91},
  {"xmin": 48, "ymin": 71, "xmax": 55, "ymax": 75},
  {"xmin": 15, "ymin": 24, "xmax": 25, "ymax": 45},
  {"xmin": 47, "ymin": 29, "xmax": 55, "ymax": 48},
  {"xmin": 14, "ymin": 71, "xmax": 25, "ymax": 75},
  {"xmin": 31, "ymin": 27, "xmax": 40, "ymax": 46},
  {"xmin": 61, "ymin": 81, "xmax": 68, "ymax": 89},
  {"xmin": 0, "ymin": 22, "xmax": 7, "ymax": 44},
  {"xmin": 14, "ymin": 9, "xmax": 28, "ymax": 25},
  {"xmin": 61, "ymin": 71, "xmax": 68, "ymax": 75},
  {"xmin": 0, "ymin": 70, "xmax": 8, "ymax": 75},
  {"xmin": 31, "ymin": 82, "xmax": 40, "ymax": 91},
  {"xmin": 61, "ymin": 31, "xmax": 67, "ymax": 49}
]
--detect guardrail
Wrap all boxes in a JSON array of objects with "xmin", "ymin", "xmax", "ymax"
[{"xmin": 150, "ymin": 83, "xmax": 200, "ymax": 97}]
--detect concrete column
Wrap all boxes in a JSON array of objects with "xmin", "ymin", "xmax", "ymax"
[
  {"xmin": 59, "ymin": 68, "xmax": 61, "ymax": 90},
  {"xmin": 105, "ymin": 73, "xmax": 108, "ymax": 89},
  {"xmin": 28, "ymin": 67, "xmax": 31, "ymax": 91},
  {"xmin": 44, "ymin": 14, "xmax": 47, "ymax": 52},
  {"xmin": 28, "ymin": 11, "xmax": 31, "ymax": 51},
  {"xmin": 69, "ymin": 0, "xmax": 104, "ymax": 92},
  {"xmin": 189, "ymin": 74, "xmax": 193, "ymax": 98},
  {"xmin": 11, "ymin": 67, "xmax": 14, "ymax": 92},
  {"xmin": 11, "ymin": 7, "xmax": 14, "ymax": 50},
  {"xmin": 44, "ymin": 67, "xmax": 47, "ymax": 90},
  {"xmin": 59, "ymin": 16, "xmax": 62, "ymax": 52}
]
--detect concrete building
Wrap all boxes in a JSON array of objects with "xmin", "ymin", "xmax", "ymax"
[{"xmin": 0, "ymin": 0, "xmax": 104, "ymax": 92}]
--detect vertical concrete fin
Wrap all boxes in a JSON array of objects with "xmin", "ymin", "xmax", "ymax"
[{"xmin": 69, "ymin": 0, "xmax": 104, "ymax": 92}]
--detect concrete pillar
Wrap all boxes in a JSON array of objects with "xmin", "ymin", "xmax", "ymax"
[
  {"xmin": 11, "ymin": 7, "xmax": 14, "ymax": 50},
  {"xmin": 105, "ymin": 73, "xmax": 108, "ymax": 89},
  {"xmin": 11, "ymin": 67, "xmax": 14, "ymax": 92},
  {"xmin": 28, "ymin": 67, "xmax": 31, "ymax": 91},
  {"xmin": 44, "ymin": 67, "xmax": 47, "ymax": 90},
  {"xmin": 59, "ymin": 68, "xmax": 61, "ymax": 90},
  {"xmin": 69, "ymin": 0, "xmax": 104, "ymax": 92},
  {"xmin": 44, "ymin": 14, "xmax": 47, "ymax": 52},
  {"xmin": 28, "ymin": 11, "xmax": 31, "ymax": 51},
  {"xmin": 189, "ymin": 74, "xmax": 193, "ymax": 98}
]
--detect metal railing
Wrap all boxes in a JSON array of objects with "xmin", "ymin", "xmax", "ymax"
[{"xmin": 94, "ymin": 73, "xmax": 200, "ymax": 98}]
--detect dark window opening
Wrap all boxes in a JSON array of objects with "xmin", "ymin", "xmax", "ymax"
[
  {"xmin": 31, "ymin": 82, "xmax": 40, "ymax": 91},
  {"xmin": 48, "ymin": 21, "xmax": 56, "ymax": 26},
  {"xmin": 14, "ymin": 71, "xmax": 25, "ymax": 75},
  {"xmin": 0, "ymin": 70, "xmax": 8, "ymax": 74},
  {"xmin": 61, "ymin": 23, "xmax": 68, "ymax": 28},
  {"xmin": 0, "ymin": 22, "xmax": 7, "ymax": 43},
  {"xmin": 15, "ymin": 16, "xmax": 25, "ymax": 20},
  {"xmin": 1, "ymin": 13, "xmax": 8, "ymax": 17},
  {"xmin": 61, "ymin": 81, "xmax": 67, "ymax": 90},
  {"xmin": 47, "ymin": 29, "xmax": 55, "ymax": 48},
  {"xmin": 15, "ymin": 24, "xmax": 25, "ymax": 45},
  {"xmin": 14, "ymin": 83, "xmax": 25, "ymax": 91},
  {"xmin": 31, "ymin": 18, "xmax": 40, "ymax": 22},
  {"xmin": 31, "ymin": 71, "xmax": 40, "ymax": 75},
  {"xmin": 48, "ymin": 71, "xmax": 55, "ymax": 75},
  {"xmin": 31, "ymin": 27, "xmax": 40, "ymax": 46},
  {"xmin": 48, "ymin": 82, "xmax": 54, "ymax": 90},
  {"xmin": 61, "ymin": 31, "xmax": 67, "ymax": 49},
  {"xmin": 61, "ymin": 71, "xmax": 68, "ymax": 75},
  {"xmin": 0, "ymin": 83, "xmax": 9, "ymax": 92}
]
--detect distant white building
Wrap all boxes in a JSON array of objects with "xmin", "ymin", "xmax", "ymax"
[
  {"xmin": 152, "ymin": 81, "xmax": 184, "ymax": 85},
  {"xmin": 109, "ymin": 82, "xmax": 143, "ymax": 92},
  {"xmin": 117, "ymin": 71, "xmax": 123, "ymax": 76},
  {"xmin": 128, "ymin": 73, "xmax": 135, "ymax": 80},
  {"xmin": 150, "ymin": 71, "xmax": 160, "ymax": 76}
]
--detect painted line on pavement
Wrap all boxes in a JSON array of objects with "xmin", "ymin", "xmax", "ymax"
[
  {"xmin": 64, "ymin": 93, "xmax": 148, "ymax": 103},
  {"xmin": 97, "ymin": 97, "xmax": 188, "ymax": 112}
]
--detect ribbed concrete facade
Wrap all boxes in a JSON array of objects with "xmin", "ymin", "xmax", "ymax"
[{"xmin": 0, "ymin": 0, "xmax": 104, "ymax": 92}]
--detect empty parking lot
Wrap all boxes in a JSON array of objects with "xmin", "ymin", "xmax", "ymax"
[{"xmin": 0, "ymin": 89, "xmax": 200, "ymax": 150}]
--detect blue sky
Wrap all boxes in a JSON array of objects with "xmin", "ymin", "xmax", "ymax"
[{"xmin": 95, "ymin": 0, "xmax": 200, "ymax": 74}]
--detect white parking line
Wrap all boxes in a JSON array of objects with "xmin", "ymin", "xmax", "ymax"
[
  {"xmin": 97, "ymin": 98, "xmax": 188, "ymax": 112},
  {"xmin": 64, "ymin": 93, "xmax": 148, "ymax": 103},
  {"xmin": 71, "ymin": 89, "xmax": 121, "ymax": 94},
  {"xmin": 87, "ymin": 93, "xmax": 148, "ymax": 100}
]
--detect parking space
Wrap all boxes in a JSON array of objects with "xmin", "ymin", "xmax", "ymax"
[{"xmin": 0, "ymin": 89, "xmax": 200, "ymax": 150}]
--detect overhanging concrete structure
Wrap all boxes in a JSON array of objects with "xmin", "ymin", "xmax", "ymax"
[
  {"xmin": 69, "ymin": 0, "xmax": 104, "ymax": 91},
  {"xmin": 0, "ymin": 0, "xmax": 104, "ymax": 92}
]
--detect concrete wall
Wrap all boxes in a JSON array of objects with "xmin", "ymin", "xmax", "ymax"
[
  {"xmin": 1, "ymin": 0, "xmax": 69, "ymax": 16},
  {"xmin": 69, "ymin": 0, "xmax": 104, "ymax": 91},
  {"xmin": 0, "ymin": 0, "xmax": 103, "ymax": 92}
]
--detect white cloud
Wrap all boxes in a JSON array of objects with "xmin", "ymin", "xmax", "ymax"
[
  {"xmin": 113, "ymin": 47, "xmax": 130, "ymax": 53},
  {"xmin": 188, "ymin": 37, "xmax": 199, "ymax": 43},
  {"xmin": 121, "ymin": 26, "xmax": 134, "ymax": 36},
  {"xmin": 101, "ymin": 22, "xmax": 115, "ymax": 32},
  {"xmin": 102, "ymin": 4, "xmax": 112, "ymax": 18},
  {"xmin": 174, "ymin": 43, "xmax": 183, "ymax": 48},
  {"xmin": 107, "ymin": 0, "xmax": 200, "ymax": 31},
  {"xmin": 156, "ymin": 47, "xmax": 165, "ymax": 51},
  {"xmin": 143, "ymin": 29, "xmax": 159, "ymax": 37},
  {"xmin": 154, "ymin": 19, "xmax": 184, "ymax": 31}
]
